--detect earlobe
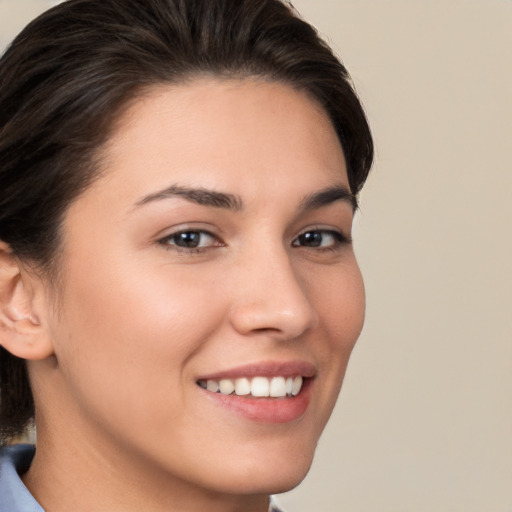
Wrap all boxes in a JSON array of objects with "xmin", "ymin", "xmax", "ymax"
[{"xmin": 0, "ymin": 241, "xmax": 54, "ymax": 360}]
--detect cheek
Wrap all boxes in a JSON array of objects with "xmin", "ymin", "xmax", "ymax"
[
  {"xmin": 332, "ymin": 264, "xmax": 365, "ymax": 350},
  {"xmin": 48, "ymin": 254, "xmax": 228, "ymax": 419},
  {"xmin": 310, "ymin": 258, "xmax": 365, "ymax": 352},
  {"xmin": 56, "ymin": 251, "xmax": 224, "ymax": 348},
  {"xmin": 308, "ymin": 259, "xmax": 365, "ymax": 412}
]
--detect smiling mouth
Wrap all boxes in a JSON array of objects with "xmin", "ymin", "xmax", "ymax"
[{"xmin": 197, "ymin": 376, "xmax": 304, "ymax": 398}]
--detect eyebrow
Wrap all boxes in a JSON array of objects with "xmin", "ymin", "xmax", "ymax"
[
  {"xmin": 134, "ymin": 184, "xmax": 243, "ymax": 211},
  {"xmin": 299, "ymin": 185, "xmax": 358, "ymax": 212},
  {"xmin": 133, "ymin": 183, "xmax": 357, "ymax": 212}
]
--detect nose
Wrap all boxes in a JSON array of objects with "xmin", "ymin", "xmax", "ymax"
[{"xmin": 228, "ymin": 248, "xmax": 318, "ymax": 340}]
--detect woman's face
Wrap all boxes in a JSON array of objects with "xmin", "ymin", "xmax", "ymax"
[{"xmin": 38, "ymin": 79, "xmax": 365, "ymax": 497}]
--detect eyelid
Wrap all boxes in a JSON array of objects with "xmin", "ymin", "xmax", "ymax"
[{"xmin": 155, "ymin": 221, "xmax": 220, "ymax": 240}]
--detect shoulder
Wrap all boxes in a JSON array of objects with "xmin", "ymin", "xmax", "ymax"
[
  {"xmin": 0, "ymin": 444, "xmax": 44, "ymax": 512},
  {"xmin": 269, "ymin": 496, "xmax": 287, "ymax": 512}
]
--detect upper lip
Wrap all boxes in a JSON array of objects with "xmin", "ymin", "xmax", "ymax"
[{"xmin": 197, "ymin": 360, "xmax": 316, "ymax": 381}]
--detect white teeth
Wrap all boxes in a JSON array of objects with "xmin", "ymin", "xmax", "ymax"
[
  {"xmin": 291, "ymin": 376, "xmax": 303, "ymax": 396},
  {"xmin": 200, "ymin": 375, "xmax": 304, "ymax": 398},
  {"xmin": 219, "ymin": 379, "xmax": 235, "ymax": 395},
  {"xmin": 251, "ymin": 377, "xmax": 270, "ymax": 397},
  {"xmin": 235, "ymin": 378, "xmax": 251, "ymax": 396},
  {"xmin": 206, "ymin": 380, "xmax": 219, "ymax": 393},
  {"xmin": 270, "ymin": 377, "xmax": 287, "ymax": 397}
]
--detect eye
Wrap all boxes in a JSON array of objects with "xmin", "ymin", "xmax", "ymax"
[
  {"xmin": 292, "ymin": 229, "xmax": 349, "ymax": 249},
  {"xmin": 159, "ymin": 230, "xmax": 221, "ymax": 251}
]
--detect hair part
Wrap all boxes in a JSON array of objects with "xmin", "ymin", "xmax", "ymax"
[{"xmin": 0, "ymin": 0, "xmax": 373, "ymax": 444}]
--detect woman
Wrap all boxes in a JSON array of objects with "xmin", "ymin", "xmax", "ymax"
[{"xmin": 0, "ymin": 0, "xmax": 373, "ymax": 510}]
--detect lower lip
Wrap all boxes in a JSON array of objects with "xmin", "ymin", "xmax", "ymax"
[{"xmin": 199, "ymin": 379, "xmax": 313, "ymax": 424}]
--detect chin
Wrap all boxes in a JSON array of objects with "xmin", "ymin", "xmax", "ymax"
[
  {"xmin": 208, "ymin": 446, "xmax": 316, "ymax": 496},
  {"xmin": 219, "ymin": 469, "xmax": 312, "ymax": 497},
  {"xmin": 258, "ymin": 469, "xmax": 311, "ymax": 495}
]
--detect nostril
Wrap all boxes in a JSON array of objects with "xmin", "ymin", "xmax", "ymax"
[{"xmin": 229, "ymin": 310, "xmax": 316, "ymax": 340}]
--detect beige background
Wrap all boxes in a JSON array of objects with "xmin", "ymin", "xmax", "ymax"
[{"xmin": 1, "ymin": 1, "xmax": 511, "ymax": 511}]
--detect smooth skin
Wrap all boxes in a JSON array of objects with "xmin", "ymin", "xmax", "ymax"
[{"xmin": 1, "ymin": 79, "xmax": 365, "ymax": 512}]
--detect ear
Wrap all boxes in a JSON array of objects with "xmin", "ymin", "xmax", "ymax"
[{"xmin": 0, "ymin": 241, "xmax": 54, "ymax": 360}]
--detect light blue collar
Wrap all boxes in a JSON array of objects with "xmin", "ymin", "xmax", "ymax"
[{"xmin": 0, "ymin": 444, "xmax": 44, "ymax": 512}]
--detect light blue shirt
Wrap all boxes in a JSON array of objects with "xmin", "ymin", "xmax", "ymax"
[
  {"xmin": 1, "ymin": 444, "xmax": 285, "ymax": 512},
  {"xmin": 0, "ymin": 445, "xmax": 43, "ymax": 512}
]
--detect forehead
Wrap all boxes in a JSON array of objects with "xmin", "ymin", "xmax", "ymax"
[{"xmin": 86, "ymin": 78, "xmax": 349, "ymax": 209}]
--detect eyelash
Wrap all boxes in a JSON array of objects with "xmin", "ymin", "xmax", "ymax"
[{"xmin": 158, "ymin": 228, "xmax": 350, "ymax": 254}]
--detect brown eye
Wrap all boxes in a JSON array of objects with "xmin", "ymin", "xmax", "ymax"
[
  {"xmin": 161, "ymin": 230, "xmax": 219, "ymax": 250},
  {"xmin": 296, "ymin": 231, "xmax": 323, "ymax": 247},
  {"xmin": 292, "ymin": 230, "xmax": 347, "ymax": 249},
  {"xmin": 173, "ymin": 231, "xmax": 202, "ymax": 248}
]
